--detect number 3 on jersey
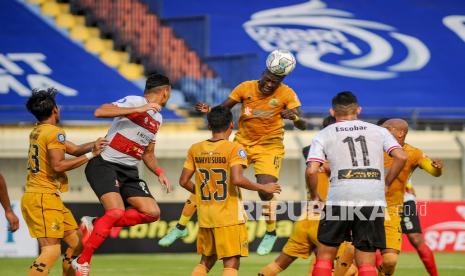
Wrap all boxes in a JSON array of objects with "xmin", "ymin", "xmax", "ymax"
[{"xmin": 198, "ymin": 168, "xmax": 227, "ymax": 201}]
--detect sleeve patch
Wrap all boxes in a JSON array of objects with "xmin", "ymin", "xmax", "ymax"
[
  {"xmin": 117, "ymin": 97, "xmax": 127, "ymax": 104},
  {"xmin": 57, "ymin": 133, "xmax": 66, "ymax": 143},
  {"xmin": 238, "ymin": 149, "xmax": 247, "ymax": 159}
]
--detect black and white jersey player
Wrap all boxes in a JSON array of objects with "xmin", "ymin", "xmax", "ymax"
[
  {"xmin": 72, "ymin": 74, "xmax": 173, "ymax": 274},
  {"xmin": 306, "ymin": 91, "xmax": 407, "ymax": 275}
]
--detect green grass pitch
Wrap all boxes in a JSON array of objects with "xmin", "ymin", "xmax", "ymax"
[{"xmin": 1, "ymin": 252, "xmax": 464, "ymax": 275}]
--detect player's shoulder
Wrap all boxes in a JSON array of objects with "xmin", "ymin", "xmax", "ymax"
[
  {"xmin": 117, "ymin": 95, "xmax": 146, "ymax": 105},
  {"xmin": 404, "ymin": 143, "xmax": 423, "ymax": 156},
  {"xmin": 39, "ymin": 124, "xmax": 66, "ymax": 143}
]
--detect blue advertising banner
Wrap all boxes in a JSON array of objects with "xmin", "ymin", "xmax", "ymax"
[
  {"xmin": 0, "ymin": 1, "xmax": 180, "ymax": 123},
  {"xmin": 162, "ymin": 0, "xmax": 465, "ymax": 112}
]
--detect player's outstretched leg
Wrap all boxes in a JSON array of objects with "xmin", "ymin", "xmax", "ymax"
[
  {"xmin": 62, "ymin": 230, "xmax": 83, "ymax": 276},
  {"xmin": 159, "ymin": 194, "xmax": 196, "ymax": 247}
]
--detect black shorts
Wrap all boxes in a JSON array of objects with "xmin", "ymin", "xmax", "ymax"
[
  {"xmin": 317, "ymin": 205, "xmax": 386, "ymax": 252},
  {"xmin": 85, "ymin": 156, "xmax": 153, "ymax": 201},
  {"xmin": 401, "ymin": 200, "xmax": 422, "ymax": 234}
]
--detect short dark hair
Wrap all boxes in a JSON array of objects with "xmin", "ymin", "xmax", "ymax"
[
  {"xmin": 376, "ymin": 118, "xmax": 390, "ymax": 126},
  {"xmin": 331, "ymin": 91, "xmax": 359, "ymax": 115},
  {"xmin": 26, "ymin": 88, "xmax": 58, "ymax": 121},
  {"xmin": 144, "ymin": 74, "xmax": 170, "ymax": 93},
  {"xmin": 207, "ymin": 106, "xmax": 232, "ymax": 133}
]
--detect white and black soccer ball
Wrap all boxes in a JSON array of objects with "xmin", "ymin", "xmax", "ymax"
[{"xmin": 266, "ymin": 49, "xmax": 296, "ymax": 76}]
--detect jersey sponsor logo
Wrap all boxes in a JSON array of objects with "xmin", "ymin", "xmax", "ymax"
[
  {"xmin": 109, "ymin": 133, "xmax": 146, "ymax": 160},
  {"xmin": 57, "ymin": 133, "xmax": 65, "ymax": 143},
  {"xmin": 244, "ymin": 106, "xmax": 252, "ymax": 116},
  {"xmin": 253, "ymin": 109, "xmax": 274, "ymax": 118},
  {"xmin": 244, "ymin": 0, "xmax": 430, "ymax": 79},
  {"xmin": 126, "ymin": 112, "xmax": 160, "ymax": 134},
  {"xmin": 238, "ymin": 149, "xmax": 247, "ymax": 159},
  {"xmin": 338, "ymin": 168, "xmax": 381, "ymax": 180},
  {"xmin": 268, "ymin": 98, "xmax": 279, "ymax": 107}
]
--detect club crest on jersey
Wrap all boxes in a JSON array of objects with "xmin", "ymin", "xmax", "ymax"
[
  {"xmin": 268, "ymin": 98, "xmax": 279, "ymax": 107},
  {"xmin": 244, "ymin": 106, "xmax": 252, "ymax": 116},
  {"xmin": 57, "ymin": 133, "xmax": 65, "ymax": 143},
  {"xmin": 238, "ymin": 149, "xmax": 247, "ymax": 159}
]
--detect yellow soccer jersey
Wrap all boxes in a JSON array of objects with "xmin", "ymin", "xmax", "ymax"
[
  {"xmin": 25, "ymin": 124, "xmax": 68, "ymax": 193},
  {"xmin": 229, "ymin": 80, "xmax": 301, "ymax": 146},
  {"xmin": 384, "ymin": 143, "xmax": 423, "ymax": 207},
  {"xmin": 184, "ymin": 140, "xmax": 248, "ymax": 228}
]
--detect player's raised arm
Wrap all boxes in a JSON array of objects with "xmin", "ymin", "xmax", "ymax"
[
  {"xmin": 195, "ymin": 98, "xmax": 239, "ymax": 114},
  {"xmin": 418, "ymin": 157, "xmax": 443, "ymax": 177},
  {"xmin": 230, "ymin": 164, "xmax": 281, "ymax": 194},
  {"xmin": 385, "ymin": 148, "xmax": 408, "ymax": 187},
  {"xmin": 49, "ymin": 137, "xmax": 106, "ymax": 173},
  {"xmin": 0, "ymin": 173, "xmax": 19, "ymax": 232},
  {"xmin": 142, "ymin": 142, "xmax": 171, "ymax": 193},
  {"xmin": 94, "ymin": 102, "xmax": 161, "ymax": 118}
]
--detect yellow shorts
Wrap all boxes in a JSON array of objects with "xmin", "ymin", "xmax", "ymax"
[
  {"xmin": 244, "ymin": 143, "xmax": 285, "ymax": 178},
  {"xmin": 283, "ymin": 214, "xmax": 320, "ymax": 259},
  {"xmin": 384, "ymin": 206, "xmax": 402, "ymax": 251},
  {"xmin": 21, "ymin": 192, "xmax": 78, "ymax": 239},
  {"xmin": 197, "ymin": 224, "xmax": 249, "ymax": 260}
]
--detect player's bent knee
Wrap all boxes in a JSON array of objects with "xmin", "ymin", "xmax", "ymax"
[
  {"xmin": 381, "ymin": 252, "xmax": 398, "ymax": 274},
  {"xmin": 106, "ymin": 208, "xmax": 125, "ymax": 220}
]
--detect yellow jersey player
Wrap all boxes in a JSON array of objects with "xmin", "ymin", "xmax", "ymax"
[
  {"xmin": 377, "ymin": 119, "xmax": 442, "ymax": 276},
  {"xmin": 258, "ymin": 116, "xmax": 334, "ymax": 275},
  {"xmin": 160, "ymin": 65, "xmax": 305, "ymax": 255},
  {"xmin": 179, "ymin": 106, "xmax": 281, "ymax": 276},
  {"xmin": 21, "ymin": 88, "xmax": 105, "ymax": 276}
]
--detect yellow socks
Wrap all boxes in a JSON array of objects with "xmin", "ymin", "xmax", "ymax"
[
  {"xmin": 258, "ymin": 261, "xmax": 283, "ymax": 276},
  {"xmin": 223, "ymin": 267, "xmax": 238, "ymax": 276},
  {"xmin": 191, "ymin": 263, "xmax": 208, "ymax": 276},
  {"xmin": 179, "ymin": 194, "xmax": 197, "ymax": 226}
]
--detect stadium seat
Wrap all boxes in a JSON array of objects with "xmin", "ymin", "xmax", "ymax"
[
  {"xmin": 69, "ymin": 25, "xmax": 90, "ymax": 41},
  {"xmin": 85, "ymin": 37, "xmax": 105, "ymax": 54},
  {"xmin": 41, "ymin": 1, "xmax": 60, "ymax": 17},
  {"xmin": 55, "ymin": 13, "xmax": 76, "ymax": 29},
  {"xmin": 118, "ymin": 63, "xmax": 144, "ymax": 80},
  {"xmin": 101, "ymin": 50, "xmax": 123, "ymax": 68}
]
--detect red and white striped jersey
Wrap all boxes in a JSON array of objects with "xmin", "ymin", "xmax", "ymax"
[{"xmin": 101, "ymin": 95, "xmax": 162, "ymax": 166}]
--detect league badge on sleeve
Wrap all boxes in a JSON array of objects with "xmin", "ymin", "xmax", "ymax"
[
  {"xmin": 238, "ymin": 149, "xmax": 247, "ymax": 159},
  {"xmin": 57, "ymin": 133, "xmax": 66, "ymax": 143}
]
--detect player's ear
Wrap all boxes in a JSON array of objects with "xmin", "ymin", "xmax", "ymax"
[
  {"xmin": 207, "ymin": 124, "xmax": 212, "ymax": 131},
  {"xmin": 229, "ymin": 122, "xmax": 234, "ymax": 129},
  {"xmin": 329, "ymin": 108, "xmax": 335, "ymax": 117},
  {"xmin": 356, "ymin": 106, "xmax": 362, "ymax": 115}
]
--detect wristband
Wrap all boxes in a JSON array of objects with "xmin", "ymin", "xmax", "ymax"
[
  {"xmin": 293, "ymin": 115, "xmax": 300, "ymax": 122},
  {"xmin": 155, "ymin": 167, "xmax": 165, "ymax": 176},
  {"xmin": 85, "ymin": 152, "xmax": 95, "ymax": 160}
]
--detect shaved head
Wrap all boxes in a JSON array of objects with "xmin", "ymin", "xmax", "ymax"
[{"xmin": 382, "ymin": 118, "xmax": 408, "ymax": 145}]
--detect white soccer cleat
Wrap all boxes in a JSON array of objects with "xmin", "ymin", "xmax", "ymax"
[
  {"xmin": 71, "ymin": 258, "xmax": 90, "ymax": 276},
  {"xmin": 80, "ymin": 216, "xmax": 96, "ymax": 244}
]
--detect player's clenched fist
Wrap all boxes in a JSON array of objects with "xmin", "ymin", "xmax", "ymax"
[
  {"xmin": 195, "ymin": 102, "xmax": 210, "ymax": 113},
  {"xmin": 260, "ymin": 183, "xmax": 281, "ymax": 194}
]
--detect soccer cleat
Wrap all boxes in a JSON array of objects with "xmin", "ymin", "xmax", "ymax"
[
  {"xmin": 71, "ymin": 258, "xmax": 90, "ymax": 276},
  {"xmin": 80, "ymin": 216, "xmax": 96, "ymax": 245},
  {"xmin": 257, "ymin": 233, "xmax": 278, "ymax": 256},
  {"xmin": 158, "ymin": 227, "xmax": 188, "ymax": 247}
]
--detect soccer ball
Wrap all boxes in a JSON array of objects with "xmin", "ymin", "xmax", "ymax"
[{"xmin": 266, "ymin": 49, "xmax": 296, "ymax": 76}]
